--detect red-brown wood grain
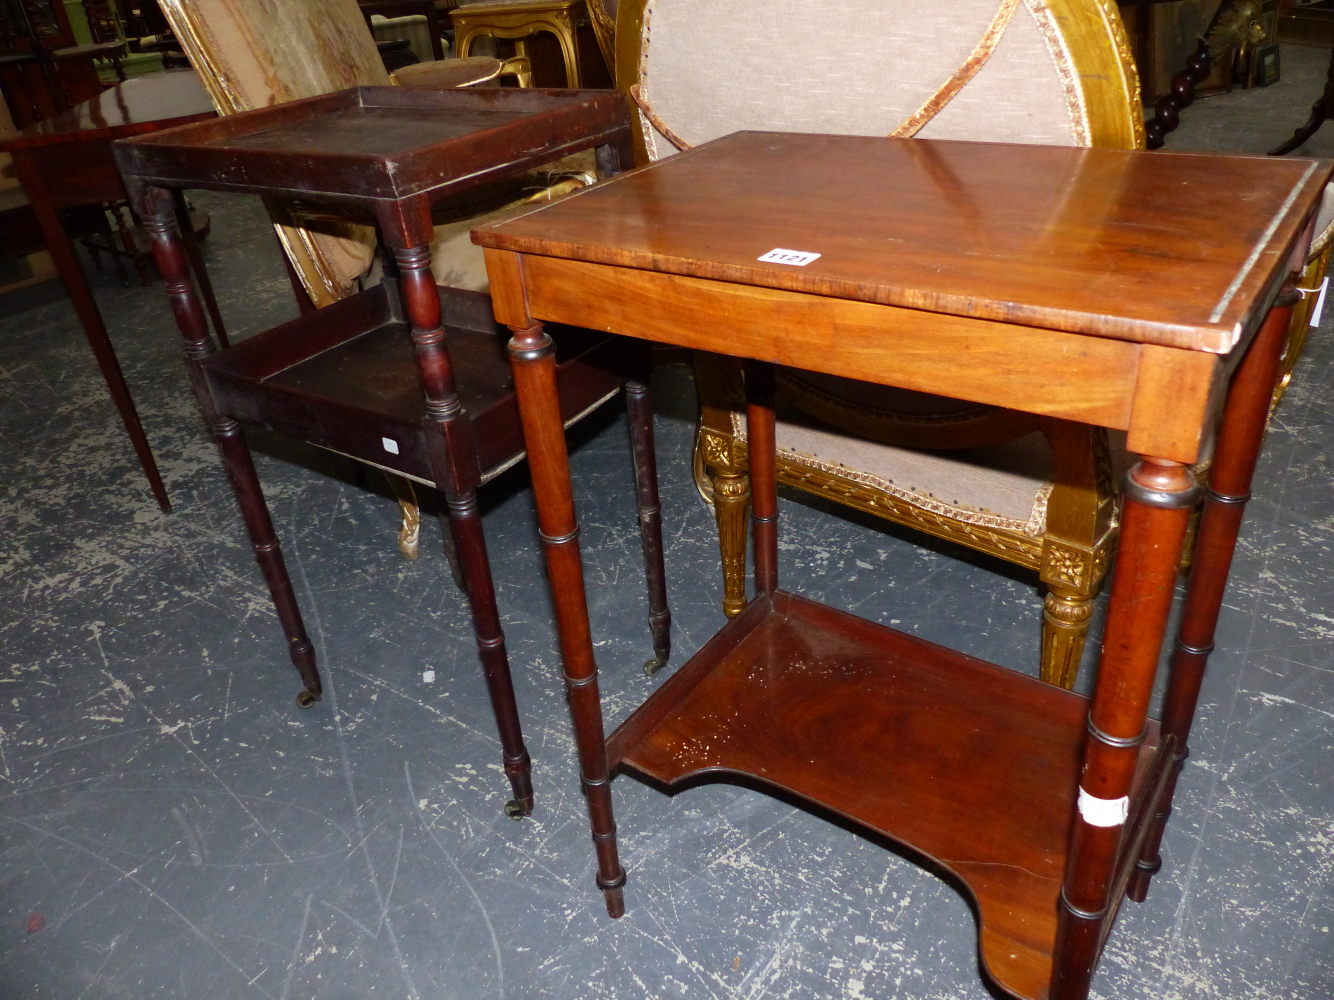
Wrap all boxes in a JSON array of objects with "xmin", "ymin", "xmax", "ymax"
[
  {"xmin": 473, "ymin": 132, "xmax": 1330, "ymax": 353},
  {"xmin": 609, "ymin": 590, "xmax": 1161, "ymax": 1000}
]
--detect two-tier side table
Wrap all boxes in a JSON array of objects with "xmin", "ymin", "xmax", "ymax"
[
  {"xmin": 112, "ymin": 86, "xmax": 671, "ymax": 817},
  {"xmin": 473, "ymin": 132, "xmax": 1332, "ymax": 1000}
]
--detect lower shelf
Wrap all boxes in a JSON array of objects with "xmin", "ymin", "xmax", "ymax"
[{"xmin": 608, "ymin": 591, "xmax": 1161, "ymax": 1000}]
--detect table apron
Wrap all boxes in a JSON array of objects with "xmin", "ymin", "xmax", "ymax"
[
  {"xmin": 15, "ymin": 141, "xmax": 127, "ymax": 209},
  {"xmin": 501, "ymin": 253, "xmax": 1222, "ymax": 461}
]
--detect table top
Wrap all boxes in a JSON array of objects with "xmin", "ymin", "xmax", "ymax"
[
  {"xmin": 0, "ymin": 70, "xmax": 215, "ymax": 153},
  {"xmin": 114, "ymin": 86, "xmax": 629, "ymax": 205},
  {"xmin": 473, "ymin": 131, "xmax": 1333, "ymax": 353}
]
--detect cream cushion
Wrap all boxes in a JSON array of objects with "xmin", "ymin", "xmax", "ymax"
[
  {"xmin": 370, "ymin": 13, "xmax": 436, "ymax": 63},
  {"xmin": 733, "ymin": 407, "xmax": 1054, "ymax": 535}
]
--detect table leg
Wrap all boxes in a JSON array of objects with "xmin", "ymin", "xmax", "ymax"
[
  {"xmin": 172, "ymin": 189, "xmax": 229, "ymax": 349},
  {"xmin": 1052, "ymin": 457, "xmax": 1199, "ymax": 1000},
  {"xmin": 1127, "ymin": 286, "xmax": 1298, "ymax": 903},
  {"xmin": 508, "ymin": 319, "xmax": 626, "ymax": 916},
  {"xmin": 624, "ymin": 349, "xmax": 671, "ymax": 675},
  {"xmin": 14, "ymin": 158, "xmax": 171, "ymax": 511},
  {"xmin": 396, "ymin": 244, "xmax": 534, "ymax": 817},
  {"xmin": 745, "ymin": 360, "xmax": 778, "ymax": 596},
  {"xmin": 139, "ymin": 185, "xmax": 322, "ymax": 706}
]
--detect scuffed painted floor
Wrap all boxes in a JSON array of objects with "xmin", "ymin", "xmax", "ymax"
[{"xmin": 2, "ymin": 51, "xmax": 1334, "ymax": 1000}]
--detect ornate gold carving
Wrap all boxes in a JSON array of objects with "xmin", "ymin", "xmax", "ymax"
[
  {"xmin": 1042, "ymin": 539, "xmax": 1091, "ymax": 590},
  {"xmin": 710, "ymin": 469, "xmax": 750, "ymax": 618},
  {"xmin": 1043, "ymin": 590, "xmax": 1093, "ymax": 626},
  {"xmin": 701, "ymin": 429, "xmax": 732, "ymax": 471},
  {"xmin": 1042, "ymin": 588, "xmax": 1094, "ymax": 688},
  {"xmin": 775, "ymin": 457, "xmax": 1044, "ymax": 570}
]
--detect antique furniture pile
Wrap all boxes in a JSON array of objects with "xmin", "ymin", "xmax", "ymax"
[{"xmin": 102, "ymin": 0, "xmax": 1330, "ymax": 998}]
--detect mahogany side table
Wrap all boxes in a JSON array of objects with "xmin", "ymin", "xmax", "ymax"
[
  {"xmin": 0, "ymin": 70, "xmax": 224, "ymax": 511},
  {"xmin": 114, "ymin": 86, "xmax": 668, "ymax": 816},
  {"xmin": 474, "ymin": 132, "xmax": 1332, "ymax": 1000}
]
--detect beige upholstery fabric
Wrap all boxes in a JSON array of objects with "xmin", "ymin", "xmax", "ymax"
[
  {"xmin": 733, "ymin": 409, "xmax": 1053, "ymax": 533},
  {"xmin": 637, "ymin": 0, "xmax": 1078, "ymax": 161}
]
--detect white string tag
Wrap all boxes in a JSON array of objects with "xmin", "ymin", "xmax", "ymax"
[
  {"xmin": 1077, "ymin": 787, "xmax": 1128, "ymax": 828},
  {"xmin": 1312, "ymin": 276, "xmax": 1329, "ymax": 328}
]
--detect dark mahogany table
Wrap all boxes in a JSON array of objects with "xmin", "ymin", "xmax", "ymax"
[
  {"xmin": 113, "ymin": 85, "xmax": 668, "ymax": 817},
  {"xmin": 0, "ymin": 69, "xmax": 222, "ymax": 511},
  {"xmin": 474, "ymin": 132, "xmax": 1332, "ymax": 1000}
]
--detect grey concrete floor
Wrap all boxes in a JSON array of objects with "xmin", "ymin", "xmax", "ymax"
[{"xmin": 2, "ymin": 48, "xmax": 1334, "ymax": 1000}]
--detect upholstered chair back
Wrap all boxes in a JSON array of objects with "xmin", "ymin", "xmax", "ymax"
[{"xmin": 618, "ymin": 0, "xmax": 1143, "ymax": 162}]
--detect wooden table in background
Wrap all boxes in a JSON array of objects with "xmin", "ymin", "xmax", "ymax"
[
  {"xmin": 475, "ymin": 132, "xmax": 1331, "ymax": 1000},
  {"xmin": 0, "ymin": 70, "xmax": 223, "ymax": 511}
]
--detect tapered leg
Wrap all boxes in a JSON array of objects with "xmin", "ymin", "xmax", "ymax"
[
  {"xmin": 138, "ymin": 185, "xmax": 320, "ymax": 705},
  {"xmin": 509, "ymin": 319, "xmax": 626, "ymax": 917},
  {"xmin": 709, "ymin": 464, "xmax": 750, "ymax": 617},
  {"xmin": 745, "ymin": 361, "xmax": 778, "ymax": 597},
  {"xmin": 14, "ymin": 158, "xmax": 170, "ymax": 511},
  {"xmin": 1052, "ymin": 458, "xmax": 1199, "ymax": 1000},
  {"xmin": 624, "ymin": 361, "xmax": 671, "ymax": 675},
  {"xmin": 1127, "ymin": 288, "xmax": 1297, "ymax": 903},
  {"xmin": 1042, "ymin": 586, "xmax": 1094, "ymax": 689},
  {"xmin": 396, "ymin": 244, "xmax": 533, "ymax": 816}
]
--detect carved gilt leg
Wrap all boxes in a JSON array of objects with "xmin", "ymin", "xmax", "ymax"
[
  {"xmin": 1042, "ymin": 585, "xmax": 1094, "ymax": 689},
  {"xmin": 385, "ymin": 472, "xmax": 421, "ymax": 560},
  {"xmin": 709, "ymin": 464, "xmax": 750, "ymax": 618}
]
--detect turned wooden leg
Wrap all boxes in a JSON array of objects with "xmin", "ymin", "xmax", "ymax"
[
  {"xmin": 745, "ymin": 361, "xmax": 778, "ymax": 597},
  {"xmin": 624, "ymin": 362, "xmax": 671, "ymax": 676},
  {"xmin": 1271, "ymin": 44, "xmax": 1334, "ymax": 155},
  {"xmin": 139, "ymin": 184, "xmax": 320, "ymax": 706},
  {"xmin": 172, "ymin": 190, "xmax": 229, "ymax": 349},
  {"xmin": 1127, "ymin": 288, "xmax": 1298, "ymax": 904},
  {"xmin": 509, "ymin": 319, "xmax": 626, "ymax": 917},
  {"xmin": 1052, "ymin": 458, "xmax": 1199, "ymax": 1000},
  {"xmin": 396, "ymin": 243, "xmax": 533, "ymax": 816},
  {"xmin": 215, "ymin": 420, "xmax": 323, "ymax": 705},
  {"xmin": 385, "ymin": 472, "xmax": 422, "ymax": 560},
  {"xmin": 1042, "ymin": 586, "xmax": 1094, "ymax": 689}
]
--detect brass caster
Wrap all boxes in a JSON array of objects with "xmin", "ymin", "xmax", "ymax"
[
  {"xmin": 643, "ymin": 654, "xmax": 668, "ymax": 676},
  {"xmin": 295, "ymin": 689, "xmax": 320, "ymax": 709},
  {"xmin": 504, "ymin": 799, "xmax": 530, "ymax": 820}
]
